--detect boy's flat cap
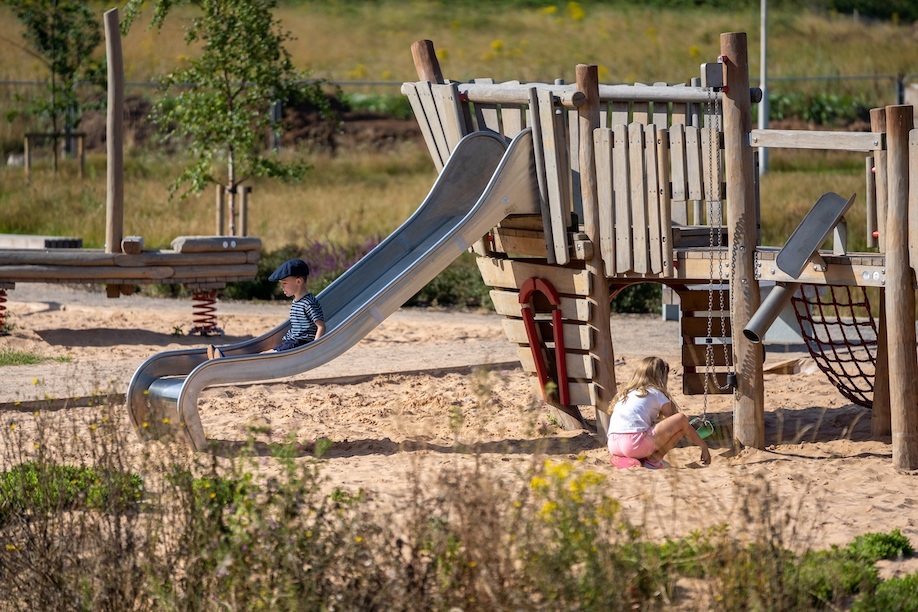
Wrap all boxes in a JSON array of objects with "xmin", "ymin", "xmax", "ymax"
[{"xmin": 269, "ymin": 258, "xmax": 310, "ymax": 282}]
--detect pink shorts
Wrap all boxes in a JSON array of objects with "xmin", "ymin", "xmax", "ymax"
[{"xmin": 608, "ymin": 430, "xmax": 656, "ymax": 459}]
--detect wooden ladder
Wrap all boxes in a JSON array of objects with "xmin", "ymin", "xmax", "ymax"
[{"xmin": 677, "ymin": 285, "xmax": 733, "ymax": 395}]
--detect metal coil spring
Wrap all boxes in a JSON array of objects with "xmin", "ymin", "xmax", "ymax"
[
  {"xmin": 0, "ymin": 289, "xmax": 7, "ymax": 335},
  {"xmin": 190, "ymin": 290, "xmax": 222, "ymax": 336}
]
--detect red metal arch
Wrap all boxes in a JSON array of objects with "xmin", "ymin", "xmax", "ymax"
[{"xmin": 519, "ymin": 277, "xmax": 570, "ymax": 406}]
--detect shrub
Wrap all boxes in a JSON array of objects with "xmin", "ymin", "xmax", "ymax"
[
  {"xmin": 854, "ymin": 573, "xmax": 918, "ymax": 612},
  {"xmin": 848, "ymin": 529, "xmax": 915, "ymax": 563}
]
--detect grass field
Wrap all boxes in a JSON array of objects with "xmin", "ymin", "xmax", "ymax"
[{"xmin": 0, "ymin": 2, "xmax": 914, "ymax": 252}]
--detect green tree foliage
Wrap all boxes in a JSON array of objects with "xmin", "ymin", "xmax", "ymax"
[
  {"xmin": 123, "ymin": 0, "xmax": 330, "ymax": 234},
  {"xmin": 3, "ymin": 0, "xmax": 102, "ymax": 140}
]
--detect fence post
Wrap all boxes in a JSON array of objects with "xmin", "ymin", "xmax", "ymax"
[
  {"xmin": 215, "ymin": 185, "xmax": 226, "ymax": 235},
  {"xmin": 240, "ymin": 186, "xmax": 250, "ymax": 237}
]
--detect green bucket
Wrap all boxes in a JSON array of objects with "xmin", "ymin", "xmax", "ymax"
[{"xmin": 690, "ymin": 417, "xmax": 715, "ymax": 440}]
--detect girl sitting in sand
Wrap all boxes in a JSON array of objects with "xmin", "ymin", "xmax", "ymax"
[{"xmin": 607, "ymin": 356, "xmax": 711, "ymax": 469}]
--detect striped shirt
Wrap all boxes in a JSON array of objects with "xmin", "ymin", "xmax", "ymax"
[{"xmin": 282, "ymin": 293, "xmax": 324, "ymax": 346}]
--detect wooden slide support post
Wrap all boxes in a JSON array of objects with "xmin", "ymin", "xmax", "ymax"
[
  {"xmin": 884, "ymin": 104, "xmax": 918, "ymax": 470},
  {"xmin": 577, "ymin": 64, "xmax": 617, "ymax": 442},
  {"xmin": 721, "ymin": 33, "xmax": 764, "ymax": 449},
  {"xmin": 519, "ymin": 278, "xmax": 570, "ymax": 406}
]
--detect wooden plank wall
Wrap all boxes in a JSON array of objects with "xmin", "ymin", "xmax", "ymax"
[
  {"xmin": 478, "ymin": 256, "xmax": 597, "ymax": 407},
  {"xmin": 403, "ymin": 79, "xmax": 725, "ymax": 272}
]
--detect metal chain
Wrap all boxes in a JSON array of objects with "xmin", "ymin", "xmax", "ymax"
[{"xmin": 703, "ymin": 85, "xmax": 732, "ymax": 412}]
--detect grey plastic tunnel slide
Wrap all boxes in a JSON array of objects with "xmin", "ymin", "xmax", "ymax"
[{"xmin": 127, "ymin": 129, "xmax": 541, "ymax": 450}]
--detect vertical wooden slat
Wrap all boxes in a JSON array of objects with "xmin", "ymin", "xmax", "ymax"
[
  {"xmin": 594, "ymin": 128, "xmax": 616, "ymax": 275},
  {"xmin": 671, "ymin": 101, "xmax": 687, "ymax": 126},
  {"xmin": 657, "ymin": 128, "xmax": 674, "ymax": 276},
  {"xmin": 528, "ymin": 88, "xmax": 555, "ymax": 265},
  {"xmin": 701, "ymin": 126, "xmax": 722, "ymax": 202},
  {"xmin": 632, "ymin": 90, "xmax": 650, "ymax": 125},
  {"xmin": 645, "ymin": 123, "xmax": 663, "ymax": 274},
  {"xmin": 670, "ymin": 123, "xmax": 688, "ymax": 208},
  {"xmin": 472, "ymin": 78, "xmax": 502, "ymax": 134},
  {"xmin": 611, "ymin": 100, "xmax": 629, "ymax": 126},
  {"xmin": 502, "ymin": 100, "xmax": 525, "ymax": 139},
  {"xmin": 416, "ymin": 82, "xmax": 451, "ymax": 166},
  {"xmin": 599, "ymin": 101, "xmax": 609, "ymax": 128},
  {"xmin": 871, "ymin": 109, "xmax": 888, "ymax": 252},
  {"xmin": 612, "ymin": 124, "xmax": 633, "ymax": 273},
  {"xmin": 866, "ymin": 156, "xmax": 877, "ymax": 249},
  {"xmin": 685, "ymin": 126, "xmax": 704, "ymax": 202},
  {"xmin": 569, "ymin": 107, "xmax": 583, "ymax": 222},
  {"xmin": 432, "ymin": 82, "xmax": 468, "ymax": 152},
  {"xmin": 538, "ymin": 89, "xmax": 571, "ymax": 265},
  {"xmin": 652, "ymin": 84, "xmax": 670, "ymax": 128},
  {"xmin": 403, "ymin": 83, "xmax": 445, "ymax": 171},
  {"xmin": 629, "ymin": 122, "xmax": 649, "ymax": 274}
]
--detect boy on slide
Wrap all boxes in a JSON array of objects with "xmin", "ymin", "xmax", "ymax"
[{"xmin": 208, "ymin": 258, "xmax": 325, "ymax": 359}]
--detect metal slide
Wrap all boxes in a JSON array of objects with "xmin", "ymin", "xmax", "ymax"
[{"xmin": 127, "ymin": 129, "xmax": 540, "ymax": 450}]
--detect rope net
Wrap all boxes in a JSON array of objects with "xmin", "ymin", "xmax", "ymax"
[{"xmin": 790, "ymin": 284, "xmax": 878, "ymax": 409}]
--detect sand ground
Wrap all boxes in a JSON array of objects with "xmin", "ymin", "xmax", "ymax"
[{"xmin": 1, "ymin": 282, "xmax": 916, "ymax": 578}]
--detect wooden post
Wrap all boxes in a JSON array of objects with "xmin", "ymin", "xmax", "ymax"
[
  {"xmin": 104, "ymin": 9, "xmax": 124, "ymax": 254},
  {"xmin": 577, "ymin": 64, "xmax": 616, "ymax": 442},
  {"xmin": 721, "ymin": 32, "xmax": 764, "ymax": 449},
  {"xmin": 410, "ymin": 40, "xmax": 444, "ymax": 84},
  {"xmin": 872, "ymin": 292, "xmax": 890, "ymax": 436},
  {"xmin": 884, "ymin": 104, "xmax": 918, "ymax": 470},
  {"xmin": 77, "ymin": 134, "xmax": 85, "ymax": 180},
  {"xmin": 240, "ymin": 186, "xmax": 250, "ymax": 237},
  {"xmin": 215, "ymin": 185, "xmax": 226, "ymax": 235},
  {"xmin": 23, "ymin": 136, "xmax": 30, "ymax": 184}
]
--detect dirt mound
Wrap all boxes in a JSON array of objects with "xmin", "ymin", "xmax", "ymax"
[{"xmin": 78, "ymin": 94, "xmax": 423, "ymax": 154}]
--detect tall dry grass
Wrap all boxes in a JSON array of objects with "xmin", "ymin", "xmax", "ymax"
[
  {"xmin": 0, "ymin": 2, "xmax": 911, "ymax": 252},
  {"xmin": 1, "ymin": 3, "xmax": 915, "ymax": 91},
  {"xmin": 0, "ymin": 143, "xmax": 436, "ymax": 250}
]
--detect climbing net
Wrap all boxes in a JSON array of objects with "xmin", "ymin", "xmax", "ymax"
[{"xmin": 790, "ymin": 284, "xmax": 878, "ymax": 409}]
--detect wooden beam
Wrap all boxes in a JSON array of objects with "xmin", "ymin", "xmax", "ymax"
[
  {"xmin": 750, "ymin": 129, "xmax": 884, "ymax": 152},
  {"xmin": 490, "ymin": 289, "xmax": 591, "ymax": 322},
  {"xmin": 476, "ymin": 257, "xmax": 591, "ymax": 295}
]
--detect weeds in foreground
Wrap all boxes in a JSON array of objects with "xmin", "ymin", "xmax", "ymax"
[{"xmin": 0, "ymin": 397, "xmax": 915, "ymax": 609}]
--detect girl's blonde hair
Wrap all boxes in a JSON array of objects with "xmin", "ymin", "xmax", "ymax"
[{"xmin": 611, "ymin": 356, "xmax": 677, "ymax": 410}]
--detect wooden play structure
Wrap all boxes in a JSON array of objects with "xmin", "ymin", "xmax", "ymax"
[
  {"xmin": 0, "ymin": 8, "xmax": 260, "ymax": 335},
  {"xmin": 403, "ymin": 32, "xmax": 918, "ymax": 470}
]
